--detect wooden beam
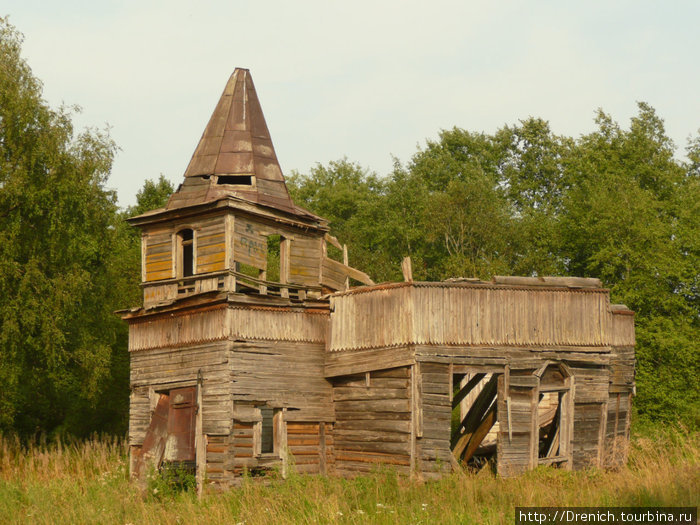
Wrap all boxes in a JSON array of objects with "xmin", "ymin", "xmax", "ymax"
[
  {"xmin": 324, "ymin": 233, "xmax": 343, "ymax": 251},
  {"xmin": 452, "ymin": 373, "xmax": 486, "ymax": 409},
  {"xmin": 450, "ymin": 374, "xmax": 498, "ymax": 449},
  {"xmin": 401, "ymin": 256, "xmax": 413, "ymax": 282},
  {"xmin": 460, "ymin": 404, "xmax": 497, "ymax": 462}
]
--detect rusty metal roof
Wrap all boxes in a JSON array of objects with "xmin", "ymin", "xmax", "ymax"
[{"xmin": 166, "ymin": 68, "xmax": 298, "ymax": 215}]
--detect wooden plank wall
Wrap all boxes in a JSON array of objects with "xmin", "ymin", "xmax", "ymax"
[
  {"xmin": 611, "ymin": 312, "xmax": 635, "ymax": 347},
  {"xmin": 603, "ymin": 392, "xmax": 632, "ymax": 468},
  {"xmin": 196, "ymin": 217, "xmax": 226, "ymax": 274},
  {"xmin": 143, "ymin": 215, "xmax": 226, "ymax": 282},
  {"xmin": 568, "ymin": 365, "xmax": 610, "ymax": 469},
  {"xmin": 231, "ymin": 341, "xmax": 333, "ymax": 423},
  {"xmin": 229, "ymin": 307, "xmax": 327, "ymax": 344},
  {"xmin": 206, "ymin": 435, "xmax": 232, "ymax": 486},
  {"xmin": 143, "ymin": 283, "xmax": 178, "ymax": 307},
  {"xmin": 129, "ymin": 341, "xmax": 231, "ymax": 445},
  {"xmin": 332, "ymin": 367, "xmax": 413, "ymax": 476},
  {"xmin": 329, "ymin": 286, "xmax": 414, "ymax": 350},
  {"xmin": 231, "ymin": 420, "xmax": 255, "ymax": 476},
  {"xmin": 417, "ymin": 362, "xmax": 453, "ymax": 479},
  {"xmin": 233, "ymin": 215, "xmax": 267, "ymax": 270},
  {"xmin": 330, "ymin": 283, "xmax": 635, "ymax": 351},
  {"xmin": 572, "ymin": 403, "xmax": 605, "ymax": 469},
  {"xmin": 321, "ymin": 257, "xmax": 347, "ymax": 290},
  {"xmin": 129, "ymin": 306, "xmax": 228, "ymax": 351},
  {"xmin": 497, "ymin": 376, "xmax": 537, "ymax": 477},
  {"xmin": 145, "ymin": 233, "xmax": 173, "ymax": 281},
  {"xmin": 289, "ymin": 236, "xmax": 322, "ymax": 287},
  {"xmin": 609, "ymin": 345, "xmax": 635, "ymax": 395}
]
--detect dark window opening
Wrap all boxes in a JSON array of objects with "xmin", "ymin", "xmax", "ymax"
[
  {"xmin": 260, "ymin": 407, "xmax": 274, "ymax": 454},
  {"xmin": 217, "ymin": 175, "xmax": 252, "ymax": 185},
  {"xmin": 178, "ymin": 229, "xmax": 194, "ymax": 277}
]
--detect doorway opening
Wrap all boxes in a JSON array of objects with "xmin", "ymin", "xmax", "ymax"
[{"xmin": 450, "ymin": 372, "xmax": 499, "ymax": 470}]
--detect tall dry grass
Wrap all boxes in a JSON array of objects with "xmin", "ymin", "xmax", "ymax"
[{"xmin": 0, "ymin": 429, "xmax": 697, "ymax": 524}]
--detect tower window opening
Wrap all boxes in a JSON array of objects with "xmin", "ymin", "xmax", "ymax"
[
  {"xmin": 178, "ymin": 229, "xmax": 194, "ymax": 277},
  {"xmin": 260, "ymin": 407, "xmax": 274, "ymax": 454},
  {"xmin": 217, "ymin": 175, "xmax": 252, "ymax": 185}
]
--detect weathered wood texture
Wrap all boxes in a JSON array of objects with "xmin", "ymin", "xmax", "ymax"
[
  {"xmin": 145, "ymin": 233, "xmax": 173, "ymax": 282},
  {"xmin": 229, "ymin": 307, "xmax": 327, "ymax": 343},
  {"xmin": 289, "ymin": 235, "xmax": 322, "ymax": 287},
  {"xmin": 330, "ymin": 282, "xmax": 635, "ymax": 351},
  {"xmin": 231, "ymin": 341, "xmax": 334, "ymax": 422},
  {"xmin": 141, "ymin": 210, "xmax": 327, "ymax": 298},
  {"xmin": 572, "ymin": 402, "xmax": 606, "ymax": 469},
  {"xmin": 325, "ymin": 345, "xmax": 415, "ymax": 377},
  {"xmin": 416, "ymin": 345, "xmax": 612, "ymax": 367},
  {"xmin": 231, "ymin": 419, "xmax": 255, "ymax": 476},
  {"xmin": 143, "ymin": 215, "xmax": 227, "ymax": 282},
  {"xmin": 569, "ymin": 365, "xmax": 610, "ymax": 403},
  {"xmin": 417, "ymin": 362, "xmax": 452, "ymax": 479},
  {"xmin": 143, "ymin": 283, "xmax": 178, "ymax": 307},
  {"xmin": 129, "ymin": 305, "xmax": 228, "ymax": 351},
  {"xmin": 321, "ymin": 256, "xmax": 374, "ymax": 291},
  {"xmin": 602, "ymin": 392, "xmax": 632, "ymax": 468},
  {"xmin": 332, "ymin": 367, "xmax": 412, "ymax": 476},
  {"xmin": 129, "ymin": 304, "xmax": 327, "ymax": 352},
  {"xmin": 497, "ymin": 377, "xmax": 537, "ymax": 477},
  {"xmin": 129, "ymin": 341, "xmax": 231, "ymax": 444},
  {"xmin": 206, "ymin": 434, "xmax": 233, "ymax": 487},
  {"xmin": 196, "ymin": 218, "xmax": 226, "ymax": 274},
  {"xmin": 233, "ymin": 215, "xmax": 268, "ymax": 270},
  {"xmin": 286, "ymin": 422, "xmax": 334, "ymax": 475}
]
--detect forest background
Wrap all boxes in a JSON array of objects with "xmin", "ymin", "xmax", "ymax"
[{"xmin": 0, "ymin": 19, "xmax": 698, "ymax": 440}]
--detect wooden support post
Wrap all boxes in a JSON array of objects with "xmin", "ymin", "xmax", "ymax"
[
  {"xmin": 451, "ymin": 374, "xmax": 498, "ymax": 448},
  {"xmin": 195, "ymin": 370, "xmax": 205, "ymax": 498},
  {"xmin": 455, "ymin": 404, "xmax": 497, "ymax": 462},
  {"xmin": 452, "ymin": 373, "xmax": 486, "ymax": 409},
  {"xmin": 401, "ymin": 256, "xmax": 413, "ymax": 282},
  {"xmin": 597, "ymin": 401, "xmax": 608, "ymax": 467},
  {"xmin": 319, "ymin": 422, "xmax": 327, "ymax": 475},
  {"xmin": 410, "ymin": 365, "xmax": 417, "ymax": 475},
  {"xmin": 343, "ymin": 244, "xmax": 350, "ymax": 291},
  {"xmin": 277, "ymin": 408, "xmax": 288, "ymax": 479},
  {"xmin": 259, "ymin": 268, "xmax": 267, "ymax": 295},
  {"xmin": 280, "ymin": 238, "xmax": 290, "ymax": 299}
]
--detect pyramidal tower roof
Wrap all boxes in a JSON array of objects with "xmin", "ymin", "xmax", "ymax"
[{"xmin": 166, "ymin": 68, "xmax": 299, "ymax": 215}]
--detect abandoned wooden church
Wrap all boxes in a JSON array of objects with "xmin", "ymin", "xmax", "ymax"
[{"xmin": 123, "ymin": 69, "xmax": 636, "ymax": 489}]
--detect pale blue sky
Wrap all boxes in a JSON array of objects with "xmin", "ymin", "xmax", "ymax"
[{"xmin": 4, "ymin": 1, "xmax": 699, "ymax": 207}]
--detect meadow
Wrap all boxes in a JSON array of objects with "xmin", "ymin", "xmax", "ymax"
[{"xmin": 0, "ymin": 427, "xmax": 697, "ymax": 525}]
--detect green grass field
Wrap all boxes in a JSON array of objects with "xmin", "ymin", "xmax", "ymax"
[{"xmin": 0, "ymin": 428, "xmax": 697, "ymax": 525}]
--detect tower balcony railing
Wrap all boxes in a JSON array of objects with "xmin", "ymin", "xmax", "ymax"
[{"xmin": 141, "ymin": 269, "xmax": 323, "ymax": 308}]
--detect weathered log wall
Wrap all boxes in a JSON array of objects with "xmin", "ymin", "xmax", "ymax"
[
  {"xmin": 287, "ymin": 422, "xmax": 334, "ymax": 475},
  {"xmin": 129, "ymin": 340, "xmax": 231, "ymax": 446},
  {"xmin": 231, "ymin": 341, "xmax": 333, "ymax": 422},
  {"xmin": 331, "ymin": 367, "xmax": 413, "ymax": 476},
  {"xmin": 416, "ymin": 362, "xmax": 453, "ymax": 479}
]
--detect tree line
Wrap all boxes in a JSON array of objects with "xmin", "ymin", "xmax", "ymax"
[{"xmin": 0, "ymin": 19, "xmax": 697, "ymax": 438}]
